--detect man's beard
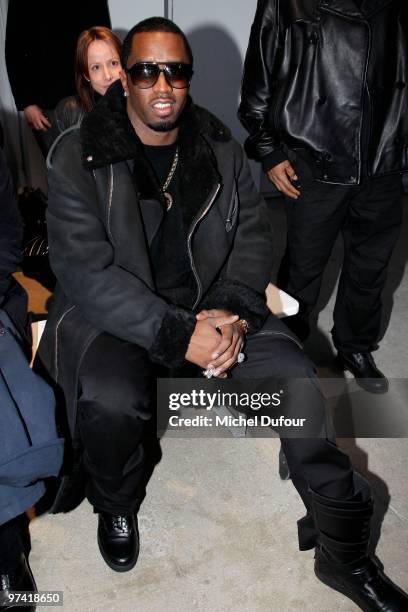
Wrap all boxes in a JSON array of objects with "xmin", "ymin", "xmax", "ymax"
[{"xmin": 147, "ymin": 120, "xmax": 178, "ymax": 132}]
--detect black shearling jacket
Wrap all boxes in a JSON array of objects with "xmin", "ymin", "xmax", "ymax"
[
  {"xmin": 36, "ymin": 82, "xmax": 275, "ymax": 437},
  {"xmin": 239, "ymin": 0, "xmax": 408, "ymax": 185}
]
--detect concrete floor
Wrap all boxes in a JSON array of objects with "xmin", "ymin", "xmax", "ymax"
[{"xmin": 28, "ymin": 197, "xmax": 408, "ymax": 611}]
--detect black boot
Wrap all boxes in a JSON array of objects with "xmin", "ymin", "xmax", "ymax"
[
  {"xmin": 0, "ymin": 553, "xmax": 37, "ymax": 611},
  {"xmin": 311, "ymin": 488, "xmax": 408, "ymax": 611},
  {"xmin": 336, "ymin": 352, "xmax": 388, "ymax": 394},
  {"xmin": 97, "ymin": 513, "xmax": 139, "ymax": 572}
]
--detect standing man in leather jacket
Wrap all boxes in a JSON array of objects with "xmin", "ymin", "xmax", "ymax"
[
  {"xmin": 239, "ymin": 0, "xmax": 408, "ymax": 393},
  {"xmin": 35, "ymin": 17, "xmax": 408, "ymax": 610}
]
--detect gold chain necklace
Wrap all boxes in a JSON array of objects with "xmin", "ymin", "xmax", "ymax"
[{"xmin": 161, "ymin": 146, "xmax": 179, "ymax": 211}]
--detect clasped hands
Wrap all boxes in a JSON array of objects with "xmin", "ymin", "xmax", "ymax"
[{"xmin": 185, "ymin": 309, "xmax": 246, "ymax": 378}]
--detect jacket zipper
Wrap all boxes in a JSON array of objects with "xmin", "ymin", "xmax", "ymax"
[
  {"xmin": 225, "ymin": 186, "xmax": 238, "ymax": 232},
  {"xmin": 54, "ymin": 306, "xmax": 76, "ymax": 382},
  {"xmin": 106, "ymin": 165, "xmax": 115, "ymax": 245},
  {"xmin": 357, "ymin": 21, "xmax": 372, "ymax": 184},
  {"xmin": 188, "ymin": 183, "xmax": 222, "ymax": 309}
]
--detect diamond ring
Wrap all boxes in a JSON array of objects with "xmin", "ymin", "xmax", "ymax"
[
  {"xmin": 202, "ymin": 368, "xmax": 214, "ymax": 378},
  {"xmin": 237, "ymin": 352, "xmax": 245, "ymax": 364}
]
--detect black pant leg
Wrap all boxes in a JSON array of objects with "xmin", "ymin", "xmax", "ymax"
[
  {"xmin": 332, "ymin": 174, "xmax": 403, "ymax": 352},
  {"xmin": 77, "ymin": 333, "xmax": 155, "ymax": 515},
  {"xmin": 231, "ymin": 315, "xmax": 364, "ymax": 548},
  {"xmin": 277, "ymin": 164, "xmax": 350, "ymax": 340}
]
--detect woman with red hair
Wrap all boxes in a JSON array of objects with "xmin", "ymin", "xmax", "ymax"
[{"xmin": 53, "ymin": 27, "xmax": 122, "ymax": 137}]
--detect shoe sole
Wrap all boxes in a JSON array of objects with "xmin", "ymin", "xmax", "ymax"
[
  {"xmin": 315, "ymin": 566, "xmax": 372, "ymax": 612},
  {"xmin": 97, "ymin": 532, "xmax": 140, "ymax": 573},
  {"xmin": 335, "ymin": 359, "xmax": 389, "ymax": 395}
]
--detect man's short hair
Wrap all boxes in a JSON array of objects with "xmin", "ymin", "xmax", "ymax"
[{"xmin": 121, "ymin": 17, "xmax": 194, "ymax": 68}]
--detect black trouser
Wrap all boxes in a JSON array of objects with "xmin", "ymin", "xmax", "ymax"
[
  {"xmin": 278, "ymin": 164, "xmax": 403, "ymax": 353},
  {"xmin": 77, "ymin": 314, "xmax": 367, "ymax": 550}
]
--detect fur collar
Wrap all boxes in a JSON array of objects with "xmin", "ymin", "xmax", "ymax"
[
  {"xmin": 80, "ymin": 80, "xmax": 231, "ymax": 169},
  {"xmin": 80, "ymin": 81, "xmax": 232, "ymax": 228}
]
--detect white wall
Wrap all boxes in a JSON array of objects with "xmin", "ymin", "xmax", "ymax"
[
  {"xmin": 172, "ymin": 0, "xmax": 257, "ymax": 144},
  {"xmin": 109, "ymin": 0, "xmax": 164, "ymax": 37},
  {"xmin": 171, "ymin": 0, "xmax": 260, "ymax": 184}
]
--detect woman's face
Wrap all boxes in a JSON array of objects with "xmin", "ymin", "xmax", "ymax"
[{"xmin": 86, "ymin": 39, "xmax": 122, "ymax": 96}]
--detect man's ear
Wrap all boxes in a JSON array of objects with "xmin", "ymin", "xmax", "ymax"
[{"xmin": 119, "ymin": 69, "xmax": 129, "ymax": 96}]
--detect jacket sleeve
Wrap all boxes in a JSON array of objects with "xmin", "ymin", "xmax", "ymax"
[
  {"xmin": 199, "ymin": 142, "xmax": 273, "ymax": 333},
  {"xmin": 238, "ymin": 0, "xmax": 286, "ymax": 168},
  {"xmin": 53, "ymin": 97, "xmax": 85, "ymax": 135},
  {"xmin": 47, "ymin": 135, "xmax": 196, "ymax": 368}
]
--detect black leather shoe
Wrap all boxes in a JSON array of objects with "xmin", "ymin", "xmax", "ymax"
[
  {"xmin": 97, "ymin": 513, "xmax": 139, "ymax": 572},
  {"xmin": 0, "ymin": 553, "xmax": 37, "ymax": 611},
  {"xmin": 336, "ymin": 352, "xmax": 388, "ymax": 394},
  {"xmin": 315, "ymin": 548, "xmax": 408, "ymax": 611}
]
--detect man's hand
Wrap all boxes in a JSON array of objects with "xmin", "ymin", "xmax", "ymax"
[
  {"xmin": 206, "ymin": 321, "xmax": 245, "ymax": 377},
  {"xmin": 24, "ymin": 105, "xmax": 52, "ymax": 131},
  {"xmin": 267, "ymin": 160, "xmax": 300, "ymax": 199},
  {"xmin": 196, "ymin": 309, "xmax": 245, "ymax": 377},
  {"xmin": 185, "ymin": 318, "xmax": 231, "ymax": 371},
  {"xmin": 196, "ymin": 309, "xmax": 237, "ymax": 329}
]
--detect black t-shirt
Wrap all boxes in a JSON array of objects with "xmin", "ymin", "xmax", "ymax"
[{"xmin": 140, "ymin": 143, "xmax": 196, "ymax": 308}]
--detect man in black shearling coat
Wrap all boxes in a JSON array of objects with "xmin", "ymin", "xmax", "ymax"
[{"xmin": 36, "ymin": 18, "xmax": 408, "ymax": 610}]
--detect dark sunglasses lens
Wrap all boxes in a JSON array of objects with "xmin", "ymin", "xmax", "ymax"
[
  {"xmin": 165, "ymin": 64, "xmax": 193, "ymax": 88},
  {"xmin": 128, "ymin": 63, "xmax": 193, "ymax": 88},
  {"xmin": 128, "ymin": 64, "xmax": 159, "ymax": 88}
]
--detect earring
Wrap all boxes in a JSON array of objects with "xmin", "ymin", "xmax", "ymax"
[{"xmin": 124, "ymin": 91, "xmax": 128, "ymax": 97}]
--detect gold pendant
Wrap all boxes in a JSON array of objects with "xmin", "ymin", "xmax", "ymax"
[{"xmin": 164, "ymin": 191, "xmax": 173, "ymax": 211}]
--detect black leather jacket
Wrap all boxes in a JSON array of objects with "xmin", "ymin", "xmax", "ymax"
[{"xmin": 239, "ymin": 0, "xmax": 408, "ymax": 185}]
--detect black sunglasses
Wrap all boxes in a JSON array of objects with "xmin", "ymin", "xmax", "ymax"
[{"xmin": 125, "ymin": 62, "xmax": 194, "ymax": 89}]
